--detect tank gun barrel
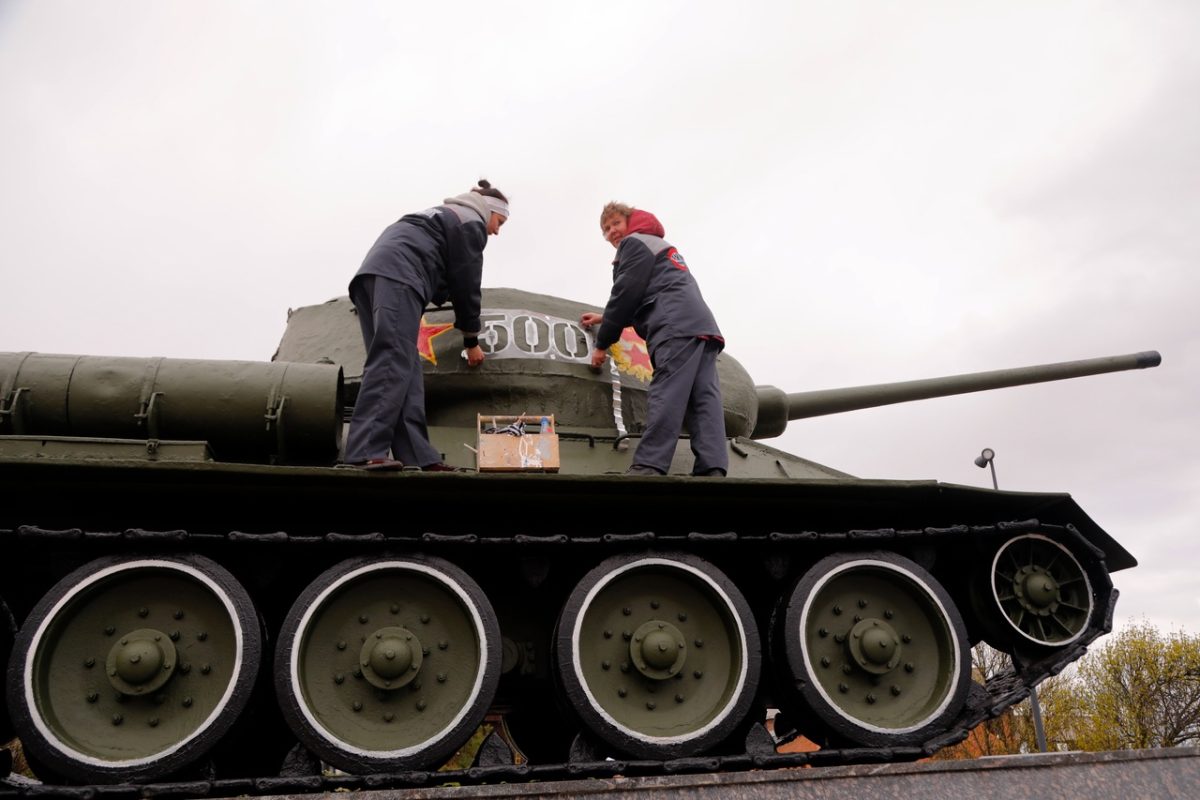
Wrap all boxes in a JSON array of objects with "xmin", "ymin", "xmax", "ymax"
[{"xmin": 751, "ymin": 350, "xmax": 1161, "ymax": 439}]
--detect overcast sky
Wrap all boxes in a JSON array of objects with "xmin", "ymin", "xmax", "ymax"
[{"xmin": 1, "ymin": 2, "xmax": 1196, "ymax": 636}]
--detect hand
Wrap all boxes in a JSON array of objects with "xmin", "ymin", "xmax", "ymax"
[
  {"xmin": 465, "ymin": 345, "xmax": 485, "ymax": 367},
  {"xmin": 580, "ymin": 312, "xmax": 603, "ymax": 329},
  {"xmin": 590, "ymin": 347, "xmax": 608, "ymax": 369}
]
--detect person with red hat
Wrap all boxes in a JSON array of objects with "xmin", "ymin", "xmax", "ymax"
[{"xmin": 581, "ymin": 202, "xmax": 728, "ymax": 477}]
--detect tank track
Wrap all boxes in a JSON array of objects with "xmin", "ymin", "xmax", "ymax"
[{"xmin": 1, "ymin": 518, "xmax": 1114, "ymax": 798}]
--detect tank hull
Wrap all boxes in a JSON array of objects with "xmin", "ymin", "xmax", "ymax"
[{"xmin": 0, "ymin": 454, "xmax": 1129, "ymax": 790}]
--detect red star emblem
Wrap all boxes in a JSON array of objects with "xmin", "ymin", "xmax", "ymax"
[
  {"xmin": 417, "ymin": 317, "xmax": 454, "ymax": 364},
  {"xmin": 611, "ymin": 327, "xmax": 654, "ymax": 382}
]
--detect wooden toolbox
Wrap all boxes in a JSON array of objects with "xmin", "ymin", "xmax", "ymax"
[{"xmin": 475, "ymin": 414, "xmax": 560, "ymax": 473}]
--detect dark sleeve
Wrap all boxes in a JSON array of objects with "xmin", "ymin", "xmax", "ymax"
[
  {"xmin": 595, "ymin": 238, "xmax": 654, "ymax": 349},
  {"xmin": 447, "ymin": 220, "xmax": 486, "ymax": 335}
]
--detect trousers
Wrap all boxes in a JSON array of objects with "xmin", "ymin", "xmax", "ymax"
[{"xmin": 343, "ymin": 275, "xmax": 443, "ymax": 467}]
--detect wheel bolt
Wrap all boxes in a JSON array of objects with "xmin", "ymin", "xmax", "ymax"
[
  {"xmin": 675, "ymin": 694, "xmax": 684, "ymax": 703},
  {"xmin": 384, "ymin": 712, "xmax": 394, "ymax": 722},
  {"xmin": 884, "ymin": 609, "xmax": 894, "ymax": 619},
  {"xmin": 182, "ymin": 697, "xmax": 193, "ymax": 708},
  {"xmin": 138, "ymin": 607, "xmax": 149, "ymax": 618},
  {"xmin": 180, "ymin": 663, "xmax": 192, "ymax": 674},
  {"xmin": 618, "ymin": 688, "xmax": 627, "ymax": 698},
  {"xmin": 818, "ymin": 627, "xmax": 828, "ymax": 638},
  {"xmin": 112, "ymin": 714, "xmax": 123, "ymax": 725},
  {"xmin": 859, "ymin": 599, "xmax": 868, "ymax": 608},
  {"xmin": 359, "ymin": 615, "xmax": 368, "ymax": 624},
  {"xmin": 866, "ymin": 694, "xmax": 877, "ymax": 704},
  {"xmin": 149, "ymin": 717, "xmax": 160, "ymax": 727},
  {"xmin": 905, "ymin": 662, "xmax": 915, "ymax": 673},
  {"xmin": 170, "ymin": 630, "xmax": 181, "ymax": 642},
  {"xmin": 86, "ymin": 692, "xmax": 99, "ymax": 703},
  {"xmin": 334, "ymin": 673, "xmax": 345, "ymax": 684},
  {"xmin": 437, "ymin": 673, "xmax": 447, "ymax": 683},
  {"xmin": 891, "ymin": 685, "xmax": 902, "ymax": 696},
  {"xmin": 902, "ymin": 634, "xmax": 912, "ymax": 643},
  {"xmin": 622, "ymin": 631, "xmax": 632, "ymax": 641},
  {"xmin": 438, "ymin": 640, "xmax": 449, "ymax": 650},
  {"xmin": 84, "ymin": 657, "xmax": 95, "ymax": 668},
  {"xmin": 620, "ymin": 663, "xmax": 630, "ymax": 673},
  {"xmin": 820, "ymin": 657, "xmax": 831, "ymax": 668},
  {"xmin": 833, "ymin": 605, "xmax": 842, "ymax": 615},
  {"xmin": 201, "ymin": 664, "xmax": 211, "ymax": 675},
  {"xmin": 694, "ymin": 639, "xmax": 704, "ymax": 648},
  {"xmin": 174, "ymin": 610, "xmax": 185, "ymax": 620},
  {"xmin": 678, "ymin": 612, "xmax": 687, "ymax": 622},
  {"xmin": 601, "ymin": 661, "xmax": 611, "ymax": 671},
  {"xmin": 693, "ymin": 670, "xmax": 703, "ymax": 679},
  {"xmin": 646, "ymin": 701, "xmax": 656, "ymax": 710},
  {"xmin": 416, "ymin": 701, "xmax": 426, "ymax": 711},
  {"xmin": 853, "ymin": 615, "xmax": 862, "ymax": 623},
  {"xmin": 603, "ymin": 630, "xmax": 612, "ymax": 639},
  {"xmin": 622, "ymin": 607, "xmax": 631, "ymax": 616},
  {"xmin": 842, "ymin": 664, "xmax": 852, "ymax": 674},
  {"xmin": 353, "ymin": 701, "xmax": 362, "ymax": 712},
  {"xmin": 838, "ymin": 683, "xmax": 848, "ymax": 693},
  {"xmin": 337, "ymin": 641, "xmax": 347, "ymax": 650},
  {"xmin": 834, "ymin": 633, "xmax": 845, "ymax": 643},
  {"xmin": 105, "ymin": 626, "xmax": 115, "ymax": 635},
  {"xmin": 650, "ymin": 600, "xmax": 660, "ymax": 609},
  {"xmin": 391, "ymin": 604, "xmax": 400, "ymax": 614},
  {"xmin": 197, "ymin": 632, "xmax": 208, "ymax": 641}
]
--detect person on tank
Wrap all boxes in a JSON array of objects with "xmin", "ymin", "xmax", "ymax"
[
  {"xmin": 581, "ymin": 202, "xmax": 728, "ymax": 477},
  {"xmin": 343, "ymin": 179, "xmax": 509, "ymax": 470}
]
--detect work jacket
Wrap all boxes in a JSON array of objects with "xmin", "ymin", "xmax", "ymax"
[{"xmin": 595, "ymin": 210, "xmax": 722, "ymax": 355}]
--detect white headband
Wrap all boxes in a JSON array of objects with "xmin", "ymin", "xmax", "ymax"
[{"xmin": 484, "ymin": 196, "xmax": 509, "ymax": 218}]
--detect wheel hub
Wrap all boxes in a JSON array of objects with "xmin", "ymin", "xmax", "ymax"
[
  {"xmin": 361, "ymin": 626, "xmax": 422, "ymax": 689},
  {"xmin": 1014, "ymin": 566, "xmax": 1060, "ymax": 615},
  {"xmin": 848, "ymin": 618, "xmax": 901, "ymax": 674},
  {"xmin": 630, "ymin": 620, "xmax": 687, "ymax": 679},
  {"xmin": 105, "ymin": 627, "xmax": 178, "ymax": 695}
]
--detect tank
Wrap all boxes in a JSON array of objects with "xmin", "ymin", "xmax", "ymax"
[{"xmin": 0, "ymin": 287, "xmax": 1160, "ymax": 793}]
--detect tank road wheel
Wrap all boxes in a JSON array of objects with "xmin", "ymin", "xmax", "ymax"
[
  {"xmin": 0, "ymin": 596, "xmax": 15, "ymax": 741},
  {"xmin": 275, "ymin": 556, "xmax": 501, "ymax": 773},
  {"xmin": 5, "ymin": 555, "xmax": 261, "ymax": 784},
  {"xmin": 555, "ymin": 553, "xmax": 761, "ymax": 759},
  {"xmin": 977, "ymin": 533, "xmax": 1095, "ymax": 650},
  {"xmin": 779, "ymin": 552, "xmax": 970, "ymax": 748}
]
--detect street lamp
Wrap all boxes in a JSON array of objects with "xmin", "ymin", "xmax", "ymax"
[{"xmin": 974, "ymin": 447, "xmax": 1049, "ymax": 754}]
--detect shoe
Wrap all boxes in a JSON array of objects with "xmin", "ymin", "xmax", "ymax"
[
  {"xmin": 693, "ymin": 468, "xmax": 727, "ymax": 477},
  {"xmin": 625, "ymin": 464, "xmax": 665, "ymax": 476},
  {"xmin": 338, "ymin": 458, "xmax": 406, "ymax": 471},
  {"xmin": 421, "ymin": 462, "xmax": 472, "ymax": 473}
]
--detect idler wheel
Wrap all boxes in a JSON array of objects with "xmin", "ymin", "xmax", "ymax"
[
  {"xmin": 983, "ymin": 533, "xmax": 1094, "ymax": 648},
  {"xmin": 555, "ymin": 552, "xmax": 761, "ymax": 759},
  {"xmin": 6, "ymin": 555, "xmax": 260, "ymax": 783},
  {"xmin": 274, "ymin": 555, "xmax": 500, "ymax": 773}
]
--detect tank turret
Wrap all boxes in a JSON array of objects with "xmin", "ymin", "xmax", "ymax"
[{"xmin": 0, "ymin": 287, "xmax": 1163, "ymax": 792}]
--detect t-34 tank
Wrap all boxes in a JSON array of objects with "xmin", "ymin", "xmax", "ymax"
[{"xmin": 0, "ymin": 288, "xmax": 1160, "ymax": 793}]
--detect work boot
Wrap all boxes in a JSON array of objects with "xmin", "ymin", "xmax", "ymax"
[
  {"xmin": 337, "ymin": 458, "xmax": 406, "ymax": 471},
  {"xmin": 693, "ymin": 468, "xmax": 727, "ymax": 477},
  {"xmin": 625, "ymin": 464, "xmax": 665, "ymax": 476},
  {"xmin": 421, "ymin": 462, "xmax": 472, "ymax": 473}
]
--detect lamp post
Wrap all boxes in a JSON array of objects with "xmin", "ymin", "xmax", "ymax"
[{"xmin": 974, "ymin": 447, "xmax": 1049, "ymax": 754}]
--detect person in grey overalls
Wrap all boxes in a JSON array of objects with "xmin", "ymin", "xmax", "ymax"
[
  {"xmin": 581, "ymin": 202, "xmax": 728, "ymax": 477},
  {"xmin": 343, "ymin": 180, "xmax": 510, "ymax": 470}
]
